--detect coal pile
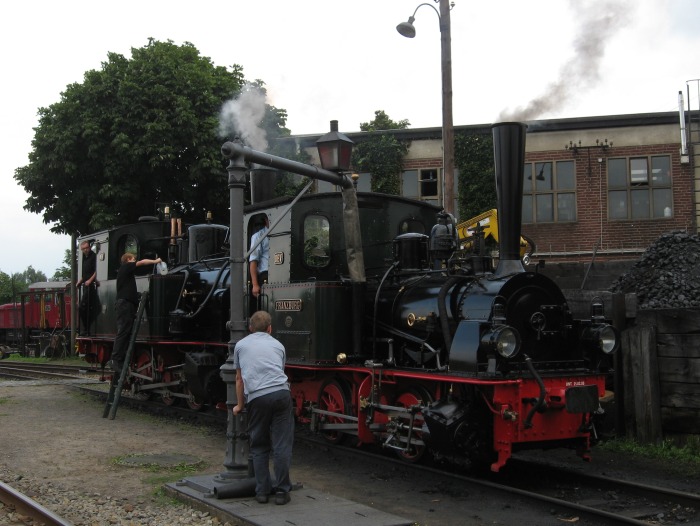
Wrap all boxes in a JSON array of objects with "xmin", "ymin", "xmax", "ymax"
[{"xmin": 609, "ymin": 231, "xmax": 700, "ymax": 309}]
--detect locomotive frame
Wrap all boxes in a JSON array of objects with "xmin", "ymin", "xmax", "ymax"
[{"xmin": 76, "ymin": 122, "xmax": 619, "ymax": 472}]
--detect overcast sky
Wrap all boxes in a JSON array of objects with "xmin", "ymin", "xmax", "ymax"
[{"xmin": 1, "ymin": 0, "xmax": 697, "ymax": 278}]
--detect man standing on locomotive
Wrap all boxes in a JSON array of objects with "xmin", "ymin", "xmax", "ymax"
[
  {"xmin": 232, "ymin": 310, "xmax": 294, "ymax": 505},
  {"xmin": 106, "ymin": 252, "xmax": 161, "ymax": 372},
  {"xmin": 76, "ymin": 241, "xmax": 98, "ymax": 335},
  {"xmin": 249, "ymin": 215, "xmax": 269, "ymax": 310}
]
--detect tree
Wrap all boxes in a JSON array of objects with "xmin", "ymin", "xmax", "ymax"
[
  {"xmin": 15, "ymin": 39, "xmax": 290, "ymax": 236},
  {"xmin": 52, "ymin": 250, "xmax": 72, "ymax": 282},
  {"xmin": 0, "ymin": 267, "xmax": 48, "ymax": 304},
  {"xmin": 17, "ymin": 266, "xmax": 48, "ymax": 287},
  {"xmin": 455, "ymin": 131, "xmax": 495, "ymax": 219},
  {"xmin": 0, "ymin": 271, "xmax": 17, "ymax": 304},
  {"xmin": 359, "ymin": 110, "xmax": 410, "ymax": 132},
  {"xmin": 352, "ymin": 111, "xmax": 410, "ymax": 195}
]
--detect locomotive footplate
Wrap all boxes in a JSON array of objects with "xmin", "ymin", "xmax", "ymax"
[{"xmin": 565, "ymin": 385, "xmax": 599, "ymax": 413}]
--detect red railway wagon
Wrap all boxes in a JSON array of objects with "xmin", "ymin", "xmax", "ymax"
[{"xmin": 0, "ymin": 282, "xmax": 72, "ymax": 357}]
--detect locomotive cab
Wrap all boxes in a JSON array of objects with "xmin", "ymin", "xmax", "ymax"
[{"xmin": 244, "ymin": 192, "xmax": 440, "ymax": 365}]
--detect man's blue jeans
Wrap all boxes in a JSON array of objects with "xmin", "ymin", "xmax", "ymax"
[{"xmin": 246, "ymin": 389, "xmax": 294, "ymax": 496}]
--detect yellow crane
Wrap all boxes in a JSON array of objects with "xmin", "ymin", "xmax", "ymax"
[{"xmin": 455, "ymin": 209, "xmax": 536, "ymax": 264}]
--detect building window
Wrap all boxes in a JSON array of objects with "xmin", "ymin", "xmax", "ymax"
[
  {"xmin": 522, "ymin": 160, "xmax": 576, "ymax": 223},
  {"xmin": 608, "ymin": 155, "xmax": 672, "ymax": 219},
  {"xmin": 401, "ymin": 168, "xmax": 441, "ymax": 206}
]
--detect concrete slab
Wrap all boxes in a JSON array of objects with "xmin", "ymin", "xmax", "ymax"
[{"xmin": 166, "ymin": 474, "xmax": 412, "ymax": 526}]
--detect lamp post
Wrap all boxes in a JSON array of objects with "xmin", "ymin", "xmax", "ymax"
[{"xmin": 397, "ymin": 0, "xmax": 455, "ymax": 217}]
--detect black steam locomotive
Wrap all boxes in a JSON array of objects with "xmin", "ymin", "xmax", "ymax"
[{"xmin": 77, "ymin": 122, "xmax": 618, "ymax": 471}]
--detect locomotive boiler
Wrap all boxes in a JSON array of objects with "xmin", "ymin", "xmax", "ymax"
[{"xmin": 77, "ymin": 121, "xmax": 618, "ymax": 472}]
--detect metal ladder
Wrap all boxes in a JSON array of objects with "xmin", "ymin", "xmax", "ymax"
[{"xmin": 102, "ymin": 291, "xmax": 149, "ymax": 420}]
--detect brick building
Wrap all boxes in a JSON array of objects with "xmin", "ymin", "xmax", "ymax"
[{"xmin": 286, "ymin": 110, "xmax": 699, "ymax": 266}]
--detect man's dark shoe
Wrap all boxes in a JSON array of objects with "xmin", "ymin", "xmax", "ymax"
[
  {"xmin": 255, "ymin": 494, "xmax": 269, "ymax": 504},
  {"xmin": 274, "ymin": 491, "xmax": 290, "ymax": 505},
  {"xmin": 106, "ymin": 360, "xmax": 123, "ymax": 372}
]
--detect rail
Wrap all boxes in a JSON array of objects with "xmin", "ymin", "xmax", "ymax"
[{"xmin": 0, "ymin": 480, "xmax": 73, "ymax": 526}]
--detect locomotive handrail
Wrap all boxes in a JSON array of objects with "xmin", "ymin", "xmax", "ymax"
[{"xmin": 523, "ymin": 355, "xmax": 547, "ymax": 429}]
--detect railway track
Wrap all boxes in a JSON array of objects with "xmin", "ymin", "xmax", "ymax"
[
  {"xmin": 3, "ymin": 362, "xmax": 698, "ymax": 525},
  {"xmin": 0, "ymin": 480, "xmax": 73, "ymax": 526},
  {"xmin": 300, "ymin": 436, "xmax": 699, "ymax": 526},
  {"xmin": 502, "ymin": 458, "xmax": 699, "ymax": 524},
  {"xmin": 0, "ymin": 361, "xmax": 102, "ymax": 382}
]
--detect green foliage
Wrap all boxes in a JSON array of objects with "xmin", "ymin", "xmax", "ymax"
[
  {"xmin": 359, "ymin": 110, "xmax": 410, "ymax": 132},
  {"xmin": 51, "ymin": 249, "xmax": 72, "ymax": 282},
  {"xmin": 454, "ymin": 131, "xmax": 495, "ymax": 219},
  {"xmin": 14, "ymin": 39, "xmax": 290, "ymax": 236},
  {"xmin": 0, "ymin": 271, "xmax": 15, "ymax": 304},
  {"xmin": 0, "ymin": 267, "xmax": 48, "ymax": 303},
  {"xmin": 599, "ymin": 436, "xmax": 700, "ymax": 472},
  {"xmin": 352, "ymin": 111, "xmax": 410, "ymax": 195}
]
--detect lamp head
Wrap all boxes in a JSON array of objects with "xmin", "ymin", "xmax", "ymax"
[
  {"xmin": 316, "ymin": 120, "xmax": 354, "ymax": 172},
  {"xmin": 396, "ymin": 16, "xmax": 416, "ymax": 38}
]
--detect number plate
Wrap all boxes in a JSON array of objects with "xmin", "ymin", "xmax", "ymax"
[{"xmin": 565, "ymin": 385, "xmax": 599, "ymax": 413}]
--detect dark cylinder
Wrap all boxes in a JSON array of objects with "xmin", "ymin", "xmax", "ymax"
[
  {"xmin": 492, "ymin": 122, "xmax": 527, "ymax": 276},
  {"xmin": 212, "ymin": 478, "xmax": 257, "ymax": 499},
  {"xmin": 250, "ymin": 164, "xmax": 278, "ymax": 204}
]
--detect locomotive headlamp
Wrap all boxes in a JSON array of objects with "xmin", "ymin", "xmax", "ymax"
[
  {"xmin": 583, "ymin": 324, "xmax": 619, "ymax": 355},
  {"xmin": 482, "ymin": 326, "xmax": 521, "ymax": 359},
  {"xmin": 316, "ymin": 120, "xmax": 354, "ymax": 172}
]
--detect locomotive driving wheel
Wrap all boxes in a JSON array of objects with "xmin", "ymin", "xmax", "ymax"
[
  {"xmin": 160, "ymin": 371, "xmax": 177, "ymax": 406},
  {"xmin": 317, "ymin": 378, "xmax": 351, "ymax": 444},
  {"xmin": 393, "ymin": 386, "xmax": 433, "ymax": 463},
  {"xmin": 184, "ymin": 386, "xmax": 204, "ymax": 411},
  {"xmin": 129, "ymin": 351, "xmax": 153, "ymax": 401}
]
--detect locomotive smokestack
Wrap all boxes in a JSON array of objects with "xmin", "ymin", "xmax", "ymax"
[{"xmin": 492, "ymin": 122, "xmax": 527, "ymax": 277}]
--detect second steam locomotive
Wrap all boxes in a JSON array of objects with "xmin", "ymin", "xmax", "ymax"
[{"xmin": 77, "ymin": 122, "xmax": 618, "ymax": 471}]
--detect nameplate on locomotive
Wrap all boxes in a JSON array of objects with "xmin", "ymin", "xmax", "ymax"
[{"xmin": 275, "ymin": 299, "xmax": 302, "ymax": 311}]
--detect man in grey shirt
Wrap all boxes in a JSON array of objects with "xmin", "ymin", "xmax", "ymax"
[{"xmin": 232, "ymin": 310, "xmax": 293, "ymax": 505}]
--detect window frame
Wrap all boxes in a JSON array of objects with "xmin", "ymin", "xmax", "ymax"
[
  {"xmin": 302, "ymin": 213, "xmax": 331, "ymax": 269},
  {"xmin": 522, "ymin": 160, "xmax": 577, "ymax": 224},
  {"xmin": 607, "ymin": 155, "xmax": 672, "ymax": 220},
  {"xmin": 401, "ymin": 167, "xmax": 442, "ymax": 207}
]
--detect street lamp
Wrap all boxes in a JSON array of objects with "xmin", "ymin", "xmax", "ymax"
[{"xmin": 397, "ymin": 0, "xmax": 456, "ymax": 216}]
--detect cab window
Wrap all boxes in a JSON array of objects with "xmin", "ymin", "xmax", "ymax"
[{"xmin": 303, "ymin": 215, "xmax": 330, "ymax": 268}]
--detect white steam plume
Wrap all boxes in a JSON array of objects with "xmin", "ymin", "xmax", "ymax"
[
  {"xmin": 218, "ymin": 83, "xmax": 269, "ymax": 151},
  {"xmin": 499, "ymin": 0, "xmax": 631, "ymax": 122}
]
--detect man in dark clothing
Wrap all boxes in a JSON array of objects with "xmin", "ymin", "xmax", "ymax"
[
  {"xmin": 76, "ymin": 241, "xmax": 98, "ymax": 335},
  {"xmin": 106, "ymin": 252, "xmax": 161, "ymax": 372},
  {"xmin": 232, "ymin": 310, "xmax": 293, "ymax": 505}
]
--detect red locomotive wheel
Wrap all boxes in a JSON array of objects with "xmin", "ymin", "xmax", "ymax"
[
  {"xmin": 184, "ymin": 386, "xmax": 204, "ymax": 411},
  {"xmin": 160, "ymin": 372, "xmax": 177, "ymax": 406},
  {"xmin": 393, "ymin": 386, "xmax": 433, "ymax": 463},
  {"xmin": 317, "ymin": 379, "xmax": 351, "ymax": 444}
]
